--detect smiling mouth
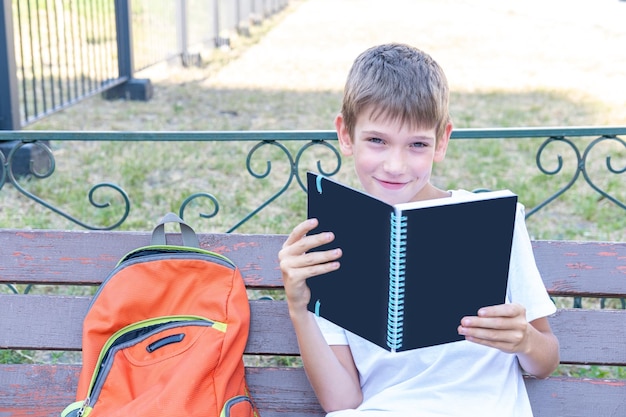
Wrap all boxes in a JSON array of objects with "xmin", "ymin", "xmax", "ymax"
[{"xmin": 377, "ymin": 179, "xmax": 407, "ymax": 190}]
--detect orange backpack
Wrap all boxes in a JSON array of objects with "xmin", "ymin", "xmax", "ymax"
[{"xmin": 61, "ymin": 213, "xmax": 259, "ymax": 417}]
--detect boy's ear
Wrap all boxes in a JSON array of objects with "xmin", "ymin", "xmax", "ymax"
[
  {"xmin": 335, "ymin": 114, "xmax": 353, "ymax": 156},
  {"xmin": 434, "ymin": 121, "xmax": 453, "ymax": 162}
]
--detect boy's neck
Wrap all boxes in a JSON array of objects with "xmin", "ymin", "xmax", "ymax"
[{"xmin": 411, "ymin": 184, "xmax": 451, "ymax": 203}]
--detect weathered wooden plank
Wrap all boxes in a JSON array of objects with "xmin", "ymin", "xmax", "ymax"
[
  {"xmin": 2, "ymin": 365, "xmax": 624, "ymax": 417},
  {"xmin": 3, "ymin": 229, "xmax": 626, "ymax": 296},
  {"xmin": 0, "ymin": 295, "xmax": 87, "ymax": 350},
  {"xmin": 547, "ymin": 308, "xmax": 626, "ymax": 365},
  {"xmin": 0, "ymin": 296, "xmax": 300, "ymax": 355},
  {"xmin": 0, "ymin": 365, "xmax": 324, "ymax": 417},
  {"xmin": 2, "ymin": 295, "xmax": 625, "ymax": 365},
  {"xmin": 0, "ymin": 365, "xmax": 77, "ymax": 417},
  {"xmin": 0, "ymin": 229, "xmax": 286, "ymax": 288},
  {"xmin": 245, "ymin": 367, "xmax": 325, "ymax": 417},
  {"xmin": 525, "ymin": 376, "xmax": 626, "ymax": 417},
  {"xmin": 247, "ymin": 300, "xmax": 300, "ymax": 355},
  {"xmin": 533, "ymin": 240, "xmax": 626, "ymax": 297}
]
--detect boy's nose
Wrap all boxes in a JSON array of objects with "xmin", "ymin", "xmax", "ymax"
[{"xmin": 383, "ymin": 151, "xmax": 406, "ymax": 174}]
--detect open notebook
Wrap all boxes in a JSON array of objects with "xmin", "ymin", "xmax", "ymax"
[{"xmin": 306, "ymin": 171, "xmax": 518, "ymax": 352}]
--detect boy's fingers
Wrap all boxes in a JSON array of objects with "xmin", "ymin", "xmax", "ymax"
[
  {"xmin": 301, "ymin": 248, "xmax": 342, "ymax": 267},
  {"xmin": 283, "ymin": 231, "xmax": 336, "ymax": 258},
  {"xmin": 283, "ymin": 247, "xmax": 341, "ymax": 272},
  {"xmin": 283, "ymin": 218, "xmax": 318, "ymax": 247},
  {"xmin": 285, "ymin": 254, "xmax": 341, "ymax": 282},
  {"xmin": 477, "ymin": 303, "xmax": 525, "ymax": 318},
  {"xmin": 307, "ymin": 259, "xmax": 341, "ymax": 276}
]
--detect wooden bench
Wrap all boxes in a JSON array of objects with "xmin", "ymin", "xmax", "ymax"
[{"xmin": 1, "ymin": 229, "xmax": 625, "ymax": 417}]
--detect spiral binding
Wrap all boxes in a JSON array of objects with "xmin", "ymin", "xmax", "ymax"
[{"xmin": 387, "ymin": 211, "xmax": 407, "ymax": 352}]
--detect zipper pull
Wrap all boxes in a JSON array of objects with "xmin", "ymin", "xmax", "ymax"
[{"xmin": 76, "ymin": 397, "xmax": 90, "ymax": 417}]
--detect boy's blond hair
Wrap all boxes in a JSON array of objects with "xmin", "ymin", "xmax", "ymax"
[{"xmin": 341, "ymin": 43, "xmax": 450, "ymax": 141}]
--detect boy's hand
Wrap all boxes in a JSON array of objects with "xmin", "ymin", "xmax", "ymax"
[
  {"xmin": 457, "ymin": 303, "xmax": 531, "ymax": 354},
  {"xmin": 279, "ymin": 218, "xmax": 342, "ymax": 315},
  {"xmin": 458, "ymin": 303, "xmax": 560, "ymax": 378}
]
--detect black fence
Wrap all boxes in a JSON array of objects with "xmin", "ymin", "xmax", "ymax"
[{"xmin": 0, "ymin": 0, "xmax": 289, "ymax": 130}]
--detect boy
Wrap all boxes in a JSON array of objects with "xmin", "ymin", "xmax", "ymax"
[{"xmin": 279, "ymin": 43, "xmax": 559, "ymax": 416}]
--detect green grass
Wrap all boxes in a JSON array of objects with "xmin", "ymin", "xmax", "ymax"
[{"xmin": 556, "ymin": 365, "xmax": 626, "ymax": 380}]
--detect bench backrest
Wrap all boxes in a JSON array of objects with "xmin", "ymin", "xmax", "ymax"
[{"xmin": 1, "ymin": 229, "xmax": 625, "ymax": 417}]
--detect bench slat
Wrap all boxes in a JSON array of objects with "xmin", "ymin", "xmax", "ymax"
[
  {"xmin": 3, "ymin": 230, "xmax": 626, "ymax": 297},
  {"xmin": 533, "ymin": 240, "xmax": 626, "ymax": 298},
  {"xmin": 548, "ymin": 308, "xmax": 626, "ymax": 366},
  {"xmin": 0, "ymin": 229, "xmax": 286, "ymax": 288},
  {"xmin": 0, "ymin": 365, "xmax": 324, "ymax": 417},
  {"xmin": 525, "ymin": 376, "xmax": 626, "ymax": 417},
  {"xmin": 0, "ymin": 295, "xmax": 300, "ymax": 355},
  {"xmin": 2, "ymin": 295, "xmax": 625, "ymax": 365},
  {"xmin": 1, "ymin": 365, "xmax": 624, "ymax": 417},
  {"xmin": 0, "ymin": 365, "xmax": 76, "ymax": 417}
]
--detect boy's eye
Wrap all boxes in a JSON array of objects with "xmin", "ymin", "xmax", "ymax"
[
  {"xmin": 410, "ymin": 142, "xmax": 428, "ymax": 148},
  {"xmin": 368, "ymin": 137, "xmax": 385, "ymax": 144}
]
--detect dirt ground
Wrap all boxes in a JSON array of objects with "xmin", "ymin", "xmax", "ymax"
[
  {"xmin": 202, "ymin": 0, "xmax": 626, "ymax": 103},
  {"xmin": 32, "ymin": 0, "xmax": 626, "ymax": 131},
  {"xmin": 178, "ymin": 0, "xmax": 625, "ymax": 107}
]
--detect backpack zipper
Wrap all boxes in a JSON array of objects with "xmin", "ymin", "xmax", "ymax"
[
  {"xmin": 120, "ymin": 245, "xmax": 235, "ymax": 268},
  {"xmin": 76, "ymin": 397, "xmax": 90, "ymax": 417}
]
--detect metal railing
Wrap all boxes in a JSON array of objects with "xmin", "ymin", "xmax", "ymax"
[
  {"xmin": 0, "ymin": 126, "xmax": 624, "ymax": 232},
  {"xmin": 1, "ymin": 126, "xmax": 625, "ymax": 309},
  {"xmin": 0, "ymin": 0, "xmax": 290, "ymax": 129}
]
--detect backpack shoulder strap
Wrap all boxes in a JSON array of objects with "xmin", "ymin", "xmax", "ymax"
[{"xmin": 151, "ymin": 212, "xmax": 200, "ymax": 248}]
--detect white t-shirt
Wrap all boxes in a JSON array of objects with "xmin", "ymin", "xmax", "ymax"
[{"xmin": 315, "ymin": 192, "xmax": 557, "ymax": 417}]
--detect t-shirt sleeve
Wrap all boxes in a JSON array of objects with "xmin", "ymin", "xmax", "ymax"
[
  {"xmin": 314, "ymin": 314, "xmax": 349, "ymax": 345},
  {"xmin": 507, "ymin": 203, "xmax": 557, "ymax": 322}
]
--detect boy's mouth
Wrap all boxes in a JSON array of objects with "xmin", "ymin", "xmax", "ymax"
[{"xmin": 376, "ymin": 179, "xmax": 407, "ymax": 190}]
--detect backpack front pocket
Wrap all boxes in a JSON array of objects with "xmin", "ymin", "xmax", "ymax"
[{"xmin": 84, "ymin": 317, "xmax": 228, "ymax": 417}]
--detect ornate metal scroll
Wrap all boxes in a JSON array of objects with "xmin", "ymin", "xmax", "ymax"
[
  {"xmin": 2, "ymin": 140, "xmax": 130, "ymax": 230},
  {"xmin": 179, "ymin": 139, "xmax": 342, "ymax": 232},
  {"xmin": 582, "ymin": 135, "xmax": 626, "ymax": 210},
  {"xmin": 526, "ymin": 134, "xmax": 625, "ymax": 218}
]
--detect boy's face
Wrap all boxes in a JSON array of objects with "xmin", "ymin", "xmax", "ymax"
[{"xmin": 335, "ymin": 110, "xmax": 451, "ymax": 205}]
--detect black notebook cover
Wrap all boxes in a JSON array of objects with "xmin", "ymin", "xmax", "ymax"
[{"xmin": 306, "ymin": 171, "xmax": 518, "ymax": 352}]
